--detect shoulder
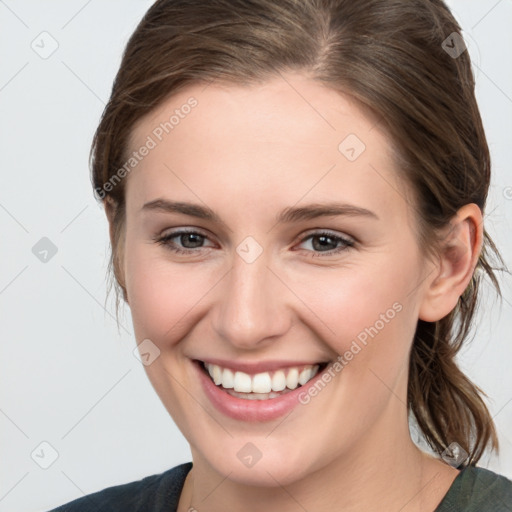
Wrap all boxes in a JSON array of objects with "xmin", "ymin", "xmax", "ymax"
[
  {"xmin": 46, "ymin": 462, "xmax": 192, "ymax": 512},
  {"xmin": 436, "ymin": 464, "xmax": 512, "ymax": 512}
]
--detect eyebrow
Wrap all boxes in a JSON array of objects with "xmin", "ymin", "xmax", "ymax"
[{"xmin": 141, "ymin": 199, "xmax": 379, "ymax": 223}]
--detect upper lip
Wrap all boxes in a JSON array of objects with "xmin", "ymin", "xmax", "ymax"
[{"xmin": 195, "ymin": 358, "xmax": 329, "ymax": 374}]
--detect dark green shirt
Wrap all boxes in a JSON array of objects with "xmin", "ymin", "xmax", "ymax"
[
  {"xmin": 47, "ymin": 462, "xmax": 512, "ymax": 511},
  {"xmin": 435, "ymin": 464, "xmax": 512, "ymax": 511}
]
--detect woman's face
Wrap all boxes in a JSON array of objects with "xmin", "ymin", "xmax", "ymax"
[{"xmin": 121, "ymin": 72, "xmax": 435, "ymax": 485}]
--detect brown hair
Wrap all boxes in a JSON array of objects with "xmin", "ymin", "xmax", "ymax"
[{"xmin": 91, "ymin": 0, "xmax": 505, "ymax": 466}]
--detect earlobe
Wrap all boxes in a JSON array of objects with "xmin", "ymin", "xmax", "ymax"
[{"xmin": 418, "ymin": 204, "xmax": 483, "ymax": 322}]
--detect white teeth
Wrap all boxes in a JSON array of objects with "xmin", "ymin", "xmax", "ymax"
[
  {"xmin": 233, "ymin": 371, "xmax": 252, "ymax": 392},
  {"xmin": 298, "ymin": 367, "xmax": 313, "ymax": 385},
  {"xmin": 286, "ymin": 368, "xmax": 299, "ymax": 389},
  {"xmin": 221, "ymin": 368, "xmax": 234, "ymax": 389},
  {"xmin": 204, "ymin": 362, "xmax": 321, "ymax": 393},
  {"xmin": 252, "ymin": 373, "xmax": 272, "ymax": 393},
  {"xmin": 212, "ymin": 365, "xmax": 222, "ymax": 385},
  {"xmin": 271, "ymin": 370, "xmax": 286, "ymax": 392},
  {"xmin": 226, "ymin": 389, "xmax": 293, "ymax": 400}
]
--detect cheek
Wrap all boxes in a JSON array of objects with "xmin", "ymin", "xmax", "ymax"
[
  {"xmin": 286, "ymin": 268, "xmax": 419, "ymax": 444},
  {"xmin": 290, "ymin": 257, "xmax": 420, "ymax": 392},
  {"xmin": 297, "ymin": 260, "xmax": 416, "ymax": 338},
  {"xmin": 124, "ymin": 242, "xmax": 218, "ymax": 344}
]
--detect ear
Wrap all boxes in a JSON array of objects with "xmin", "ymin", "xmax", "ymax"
[{"xmin": 418, "ymin": 203, "xmax": 483, "ymax": 322}]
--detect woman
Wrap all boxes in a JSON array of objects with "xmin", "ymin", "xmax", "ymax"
[{"xmin": 48, "ymin": 0, "xmax": 512, "ymax": 510}]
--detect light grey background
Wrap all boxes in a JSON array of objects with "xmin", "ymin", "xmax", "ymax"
[{"xmin": 0, "ymin": 1, "xmax": 511, "ymax": 511}]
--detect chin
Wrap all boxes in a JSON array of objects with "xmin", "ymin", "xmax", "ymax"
[{"xmin": 195, "ymin": 439, "xmax": 327, "ymax": 488}]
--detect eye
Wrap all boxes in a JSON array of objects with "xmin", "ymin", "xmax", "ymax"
[
  {"xmin": 296, "ymin": 230, "xmax": 354, "ymax": 257},
  {"xmin": 154, "ymin": 229, "xmax": 214, "ymax": 255},
  {"xmin": 154, "ymin": 228, "xmax": 355, "ymax": 257}
]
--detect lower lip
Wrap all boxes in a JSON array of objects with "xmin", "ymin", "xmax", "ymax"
[{"xmin": 193, "ymin": 360, "xmax": 331, "ymax": 422}]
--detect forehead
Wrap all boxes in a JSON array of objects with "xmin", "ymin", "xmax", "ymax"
[
  {"xmin": 125, "ymin": 73, "xmax": 412, "ymax": 222},
  {"xmin": 129, "ymin": 73, "xmax": 386, "ymax": 150}
]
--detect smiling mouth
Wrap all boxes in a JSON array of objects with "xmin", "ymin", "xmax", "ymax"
[{"xmin": 197, "ymin": 360, "xmax": 330, "ymax": 400}]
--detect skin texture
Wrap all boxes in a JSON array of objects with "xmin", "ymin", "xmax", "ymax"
[{"xmin": 107, "ymin": 72, "xmax": 483, "ymax": 511}]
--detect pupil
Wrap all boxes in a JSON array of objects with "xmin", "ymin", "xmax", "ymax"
[
  {"xmin": 313, "ymin": 235, "xmax": 335, "ymax": 251},
  {"xmin": 182, "ymin": 233, "xmax": 203, "ymax": 248}
]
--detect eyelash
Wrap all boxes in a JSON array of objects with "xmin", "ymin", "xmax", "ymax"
[{"xmin": 154, "ymin": 229, "xmax": 355, "ymax": 257}]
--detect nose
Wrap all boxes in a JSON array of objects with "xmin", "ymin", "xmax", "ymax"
[{"xmin": 212, "ymin": 246, "xmax": 291, "ymax": 350}]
